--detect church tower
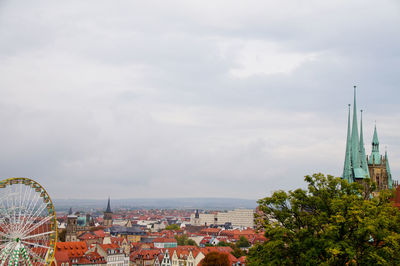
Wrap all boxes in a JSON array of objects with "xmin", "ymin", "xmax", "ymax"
[
  {"xmin": 342, "ymin": 86, "xmax": 393, "ymax": 189},
  {"xmin": 193, "ymin": 209, "xmax": 200, "ymax": 226},
  {"xmin": 103, "ymin": 197, "xmax": 113, "ymax": 227},
  {"xmin": 366, "ymin": 125, "xmax": 393, "ymax": 190},
  {"xmin": 65, "ymin": 208, "xmax": 78, "ymax": 242}
]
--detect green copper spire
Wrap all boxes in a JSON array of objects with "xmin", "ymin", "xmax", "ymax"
[
  {"xmin": 350, "ymin": 86, "xmax": 367, "ymax": 179},
  {"xmin": 385, "ymin": 149, "xmax": 393, "ymax": 189},
  {"xmin": 342, "ymin": 104, "xmax": 353, "ymax": 182},
  {"xmin": 369, "ymin": 124, "xmax": 381, "ymax": 164},
  {"xmin": 359, "ymin": 110, "xmax": 370, "ymax": 177},
  {"xmin": 372, "ymin": 123, "xmax": 379, "ymax": 146},
  {"xmin": 351, "ymin": 86, "xmax": 360, "ymax": 167}
]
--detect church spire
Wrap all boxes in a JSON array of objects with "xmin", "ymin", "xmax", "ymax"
[
  {"xmin": 342, "ymin": 104, "xmax": 353, "ymax": 182},
  {"xmin": 369, "ymin": 123, "xmax": 381, "ymax": 164},
  {"xmin": 105, "ymin": 197, "xmax": 112, "ymax": 213},
  {"xmin": 351, "ymin": 86, "xmax": 362, "ymax": 169},
  {"xmin": 359, "ymin": 110, "xmax": 370, "ymax": 177},
  {"xmin": 372, "ymin": 123, "xmax": 379, "ymax": 147}
]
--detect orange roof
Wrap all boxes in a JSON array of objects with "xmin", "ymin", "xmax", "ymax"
[
  {"xmin": 54, "ymin": 250, "xmax": 70, "ymax": 263},
  {"xmin": 93, "ymin": 230, "xmax": 106, "ymax": 238},
  {"xmin": 99, "ymin": 243, "xmax": 121, "ymax": 253},
  {"xmin": 153, "ymin": 238, "xmax": 177, "ymax": 243},
  {"xmin": 200, "ymin": 246, "xmax": 233, "ymax": 255}
]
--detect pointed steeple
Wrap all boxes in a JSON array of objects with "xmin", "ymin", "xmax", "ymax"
[
  {"xmin": 342, "ymin": 104, "xmax": 353, "ymax": 182},
  {"xmin": 372, "ymin": 124, "xmax": 379, "ymax": 147},
  {"xmin": 350, "ymin": 86, "xmax": 361, "ymax": 170},
  {"xmin": 68, "ymin": 207, "xmax": 73, "ymax": 215},
  {"xmin": 105, "ymin": 197, "xmax": 112, "ymax": 213},
  {"xmin": 369, "ymin": 124, "xmax": 381, "ymax": 164},
  {"xmin": 385, "ymin": 149, "xmax": 393, "ymax": 189},
  {"xmin": 359, "ymin": 110, "xmax": 370, "ymax": 177}
]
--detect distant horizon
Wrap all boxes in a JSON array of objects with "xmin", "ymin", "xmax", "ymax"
[{"xmin": 53, "ymin": 197, "xmax": 258, "ymax": 211}]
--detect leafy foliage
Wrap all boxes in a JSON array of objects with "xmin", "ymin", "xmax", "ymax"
[
  {"xmin": 165, "ymin": 224, "xmax": 180, "ymax": 230},
  {"xmin": 174, "ymin": 234, "xmax": 197, "ymax": 246},
  {"xmin": 201, "ymin": 252, "xmax": 230, "ymax": 266},
  {"xmin": 236, "ymin": 236, "xmax": 250, "ymax": 248},
  {"xmin": 247, "ymin": 173, "xmax": 400, "ymax": 265}
]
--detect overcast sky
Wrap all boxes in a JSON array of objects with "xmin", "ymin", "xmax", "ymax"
[{"xmin": 0, "ymin": 0, "xmax": 399, "ymax": 200}]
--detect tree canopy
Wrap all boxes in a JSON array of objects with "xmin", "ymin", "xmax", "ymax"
[
  {"xmin": 201, "ymin": 252, "xmax": 230, "ymax": 266},
  {"xmin": 236, "ymin": 236, "xmax": 250, "ymax": 248},
  {"xmin": 165, "ymin": 224, "xmax": 180, "ymax": 230},
  {"xmin": 247, "ymin": 173, "xmax": 400, "ymax": 265},
  {"xmin": 174, "ymin": 234, "xmax": 197, "ymax": 246}
]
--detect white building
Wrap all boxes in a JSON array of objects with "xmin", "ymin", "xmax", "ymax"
[{"xmin": 190, "ymin": 209, "xmax": 254, "ymax": 228}]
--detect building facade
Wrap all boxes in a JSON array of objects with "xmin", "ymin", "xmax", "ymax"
[{"xmin": 190, "ymin": 209, "xmax": 254, "ymax": 228}]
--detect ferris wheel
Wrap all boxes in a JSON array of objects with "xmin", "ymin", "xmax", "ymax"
[{"xmin": 0, "ymin": 177, "xmax": 57, "ymax": 265}]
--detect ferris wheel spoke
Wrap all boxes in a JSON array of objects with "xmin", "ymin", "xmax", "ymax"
[
  {"xmin": 16, "ymin": 193, "xmax": 42, "ymax": 234},
  {"xmin": 0, "ymin": 231, "xmax": 13, "ymax": 240},
  {"xmin": 20, "ymin": 215, "xmax": 54, "ymax": 238},
  {"xmin": 7, "ymin": 189, "xmax": 19, "ymax": 234},
  {"xmin": 0, "ymin": 198, "xmax": 17, "ymax": 234},
  {"xmin": 25, "ymin": 248, "xmax": 46, "ymax": 264},
  {"xmin": 21, "ymin": 240, "xmax": 50, "ymax": 250},
  {"xmin": 22, "ymin": 230, "xmax": 54, "ymax": 240},
  {"xmin": 0, "ymin": 242, "xmax": 15, "ymax": 265},
  {"xmin": 17, "ymin": 204, "xmax": 48, "ymax": 236}
]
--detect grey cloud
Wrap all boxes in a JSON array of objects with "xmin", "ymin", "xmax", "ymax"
[{"xmin": 0, "ymin": 0, "xmax": 399, "ymax": 199}]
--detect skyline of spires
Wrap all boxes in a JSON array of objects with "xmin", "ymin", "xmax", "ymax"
[{"xmin": 342, "ymin": 86, "xmax": 392, "ymax": 189}]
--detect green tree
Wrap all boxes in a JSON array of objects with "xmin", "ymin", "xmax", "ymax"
[
  {"xmin": 236, "ymin": 236, "xmax": 250, "ymax": 248},
  {"xmin": 217, "ymin": 241, "xmax": 229, "ymax": 246},
  {"xmin": 187, "ymin": 239, "xmax": 198, "ymax": 246},
  {"xmin": 174, "ymin": 234, "xmax": 198, "ymax": 246},
  {"xmin": 174, "ymin": 234, "xmax": 188, "ymax": 245},
  {"xmin": 201, "ymin": 252, "xmax": 230, "ymax": 266},
  {"xmin": 247, "ymin": 173, "xmax": 400, "ymax": 266},
  {"xmin": 165, "ymin": 224, "xmax": 180, "ymax": 230},
  {"xmin": 231, "ymin": 246, "xmax": 246, "ymax": 258}
]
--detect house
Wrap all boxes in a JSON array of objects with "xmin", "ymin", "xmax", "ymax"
[
  {"xmin": 94, "ymin": 243, "xmax": 129, "ymax": 266},
  {"xmin": 153, "ymin": 238, "xmax": 178, "ymax": 248}
]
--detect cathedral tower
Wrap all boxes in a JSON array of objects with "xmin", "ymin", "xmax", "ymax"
[
  {"xmin": 366, "ymin": 125, "xmax": 393, "ymax": 190},
  {"xmin": 342, "ymin": 86, "xmax": 393, "ymax": 190}
]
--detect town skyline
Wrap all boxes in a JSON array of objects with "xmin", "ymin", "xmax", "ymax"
[{"xmin": 0, "ymin": 1, "xmax": 399, "ymax": 199}]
